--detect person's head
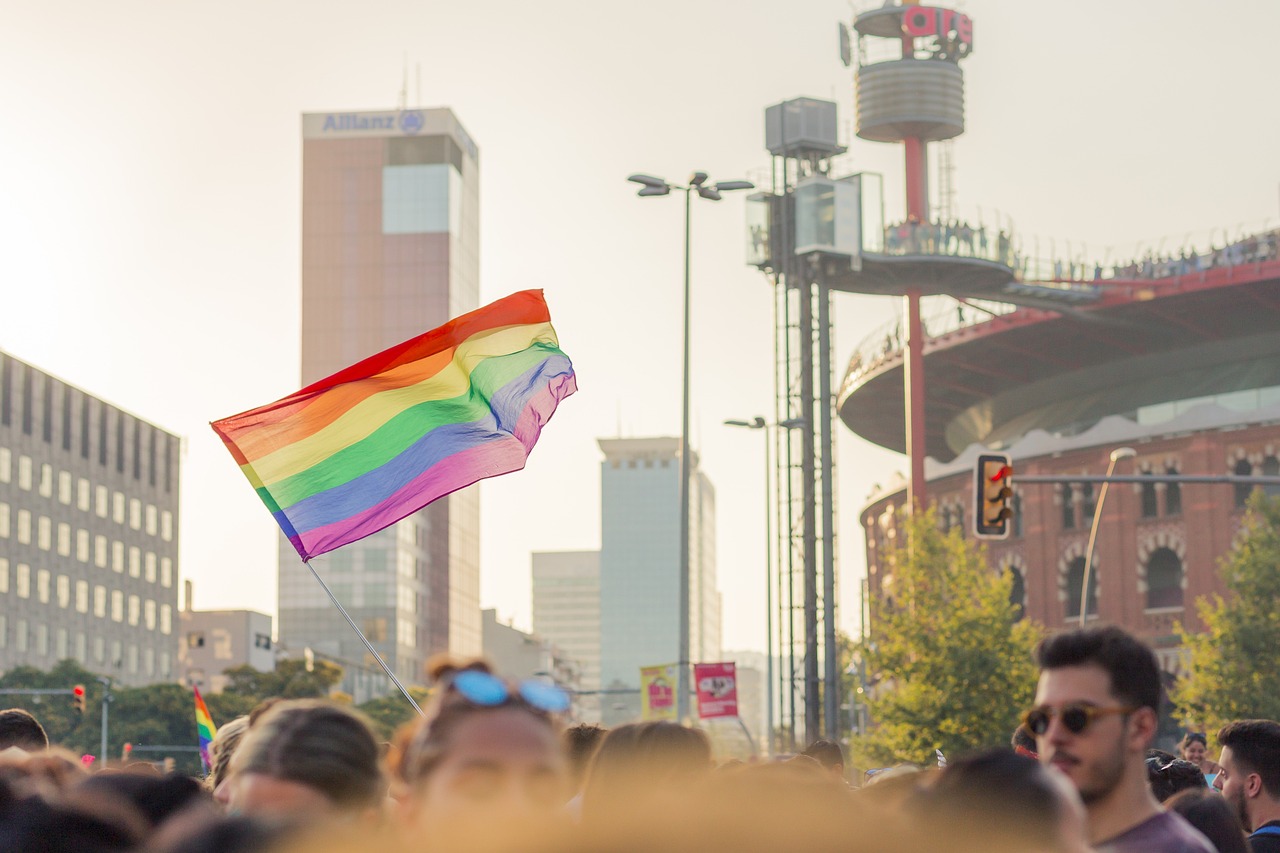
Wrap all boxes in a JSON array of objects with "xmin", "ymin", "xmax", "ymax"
[
  {"xmin": 1215, "ymin": 719, "xmax": 1280, "ymax": 831},
  {"xmin": 1179, "ymin": 731, "xmax": 1209, "ymax": 765},
  {"xmin": 911, "ymin": 750, "xmax": 1090, "ymax": 853},
  {"xmin": 220, "ymin": 700, "xmax": 384, "ymax": 822},
  {"xmin": 581, "ymin": 721, "xmax": 711, "ymax": 822},
  {"xmin": 208, "ymin": 716, "xmax": 249, "ymax": 797},
  {"xmin": 391, "ymin": 658, "xmax": 567, "ymax": 828},
  {"xmin": 1145, "ymin": 751, "xmax": 1206, "ymax": 802},
  {"xmin": 562, "ymin": 723, "xmax": 606, "ymax": 795},
  {"xmin": 1029, "ymin": 626, "xmax": 1161, "ymax": 806},
  {"xmin": 0, "ymin": 708, "xmax": 49, "ymax": 752},
  {"xmin": 801, "ymin": 740, "xmax": 845, "ymax": 782},
  {"xmin": 1012, "ymin": 724, "xmax": 1039, "ymax": 759},
  {"xmin": 1166, "ymin": 787, "xmax": 1250, "ymax": 853}
]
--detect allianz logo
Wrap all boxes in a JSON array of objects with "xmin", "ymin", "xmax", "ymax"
[{"xmin": 322, "ymin": 111, "xmax": 425, "ymax": 135}]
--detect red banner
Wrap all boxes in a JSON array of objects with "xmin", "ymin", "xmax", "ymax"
[{"xmin": 693, "ymin": 662, "xmax": 738, "ymax": 719}]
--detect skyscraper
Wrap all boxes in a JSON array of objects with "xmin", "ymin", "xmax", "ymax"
[
  {"xmin": 280, "ymin": 107, "xmax": 480, "ymax": 700},
  {"xmin": 597, "ymin": 437, "xmax": 719, "ymax": 724},
  {"xmin": 532, "ymin": 550, "xmax": 601, "ymax": 721}
]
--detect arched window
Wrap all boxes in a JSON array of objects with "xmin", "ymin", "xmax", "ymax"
[
  {"xmin": 1235, "ymin": 458, "xmax": 1254, "ymax": 508},
  {"xmin": 1146, "ymin": 547, "xmax": 1183, "ymax": 609},
  {"xmin": 1062, "ymin": 484, "xmax": 1075, "ymax": 530},
  {"xmin": 1008, "ymin": 567, "xmax": 1026, "ymax": 622},
  {"xmin": 1081, "ymin": 483, "xmax": 1097, "ymax": 524},
  {"xmin": 1141, "ymin": 473, "xmax": 1158, "ymax": 518},
  {"xmin": 1264, "ymin": 456, "xmax": 1280, "ymax": 499},
  {"xmin": 1065, "ymin": 556, "xmax": 1098, "ymax": 619},
  {"xmin": 1165, "ymin": 467, "xmax": 1181, "ymax": 516}
]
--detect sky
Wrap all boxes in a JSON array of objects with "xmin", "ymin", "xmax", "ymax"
[{"xmin": 2, "ymin": 0, "xmax": 1279, "ymax": 657}]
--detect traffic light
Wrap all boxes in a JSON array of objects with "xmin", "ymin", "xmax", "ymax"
[
  {"xmin": 975, "ymin": 453, "xmax": 1013, "ymax": 538},
  {"xmin": 71, "ymin": 684, "xmax": 86, "ymax": 715}
]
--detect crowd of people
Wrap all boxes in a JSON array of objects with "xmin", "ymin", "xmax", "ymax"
[
  {"xmin": 1, "ymin": 625, "xmax": 1278, "ymax": 852},
  {"xmin": 880, "ymin": 219, "xmax": 1280, "ymax": 287}
]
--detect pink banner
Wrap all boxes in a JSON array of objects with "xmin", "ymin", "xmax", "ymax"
[{"xmin": 693, "ymin": 662, "xmax": 738, "ymax": 719}]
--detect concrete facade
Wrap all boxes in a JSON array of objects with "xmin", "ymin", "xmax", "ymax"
[
  {"xmin": 0, "ymin": 350, "xmax": 180, "ymax": 686},
  {"xmin": 532, "ymin": 550, "xmax": 601, "ymax": 722},
  {"xmin": 178, "ymin": 608, "xmax": 274, "ymax": 693}
]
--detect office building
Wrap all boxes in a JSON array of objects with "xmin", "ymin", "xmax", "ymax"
[
  {"xmin": 532, "ymin": 550, "xmax": 600, "ymax": 721},
  {"xmin": 179, "ymin": 605, "xmax": 274, "ymax": 694},
  {"xmin": 0, "ymin": 351, "xmax": 180, "ymax": 686},
  {"xmin": 280, "ymin": 107, "xmax": 481, "ymax": 700},
  {"xmin": 598, "ymin": 437, "xmax": 720, "ymax": 724}
]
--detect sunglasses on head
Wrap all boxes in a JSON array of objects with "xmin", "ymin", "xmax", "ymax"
[
  {"xmin": 1022, "ymin": 703, "xmax": 1139, "ymax": 736},
  {"xmin": 449, "ymin": 669, "xmax": 571, "ymax": 714}
]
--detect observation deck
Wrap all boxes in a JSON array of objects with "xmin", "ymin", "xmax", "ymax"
[{"xmin": 836, "ymin": 230, "xmax": 1280, "ymax": 461}]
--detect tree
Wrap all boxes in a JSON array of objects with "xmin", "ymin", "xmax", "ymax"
[
  {"xmin": 1173, "ymin": 491, "xmax": 1280, "ymax": 731},
  {"xmin": 206, "ymin": 658, "xmax": 345, "ymax": 723},
  {"xmin": 358, "ymin": 687, "xmax": 432, "ymax": 742},
  {"xmin": 853, "ymin": 508, "xmax": 1041, "ymax": 768}
]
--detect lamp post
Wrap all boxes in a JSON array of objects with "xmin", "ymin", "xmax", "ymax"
[
  {"xmin": 1079, "ymin": 446, "xmax": 1136, "ymax": 629},
  {"xmin": 725, "ymin": 416, "xmax": 804, "ymax": 754},
  {"xmin": 630, "ymin": 172, "xmax": 753, "ymax": 722}
]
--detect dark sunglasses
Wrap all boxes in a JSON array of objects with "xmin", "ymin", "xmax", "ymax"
[
  {"xmin": 450, "ymin": 669, "xmax": 571, "ymax": 714},
  {"xmin": 1022, "ymin": 703, "xmax": 1138, "ymax": 736}
]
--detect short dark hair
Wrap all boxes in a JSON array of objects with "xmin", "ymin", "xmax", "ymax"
[
  {"xmin": 1218, "ymin": 719, "xmax": 1280, "ymax": 799},
  {"xmin": 912, "ymin": 750, "xmax": 1061, "ymax": 849},
  {"xmin": 801, "ymin": 740, "xmax": 844, "ymax": 771},
  {"xmin": 1145, "ymin": 753, "xmax": 1207, "ymax": 802},
  {"xmin": 0, "ymin": 708, "xmax": 49, "ymax": 752},
  {"xmin": 1166, "ymin": 788, "xmax": 1251, "ymax": 853},
  {"xmin": 1034, "ymin": 626, "xmax": 1161, "ymax": 712},
  {"xmin": 563, "ymin": 723, "xmax": 607, "ymax": 789}
]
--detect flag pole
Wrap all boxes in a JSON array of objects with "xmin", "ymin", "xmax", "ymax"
[{"xmin": 303, "ymin": 559, "xmax": 424, "ymax": 717}]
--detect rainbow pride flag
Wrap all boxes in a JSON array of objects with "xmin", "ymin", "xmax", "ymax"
[
  {"xmin": 194, "ymin": 686, "xmax": 217, "ymax": 774},
  {"xmin": 212, "ymin": 290, "xmax": 576, "ymax": 561}
]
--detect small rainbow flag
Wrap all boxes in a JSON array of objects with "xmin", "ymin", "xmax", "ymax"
[
  {"xmin": 194, "ymin": 686, "xmax": 217, "ymax": 774},
  {"xmin": 212, "ymin": 290, "xmax": 576, "ymax": 560}
]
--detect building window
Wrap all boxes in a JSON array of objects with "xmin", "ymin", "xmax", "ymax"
[
  {"xmin": 1141, "ymin": 473, "xmax": 1158, "ymax": 518},
  {"xmin": 37, "ymin": 516, "xmax": 51, "ymax": 550},
  {"xmin": 15, "ymin": 619, "xmax": 27, "ymax": 652},
  {"xmin": 112, "ymin": 492, "xmax": 124, "ymax": 524},
  {"xmin": 77, "ymin": 478, "xmax": 90, "ymax": 511},
  {"xmin": 34, "ymin": 624, "xmax": 47, "ymax": 656},
  {"xmin": 74, "ymin": 632, "xmax": 85, "ymax": 662},
  {"xmin": 38, "ymin": 463, "xmax": 52, "ymax": 497},
  {"xmin": 93, "ymin": 636, "xmax": 104, "ymax": 663},
  {"xmin": 1065, "ymin": 556, "xmax": 1098, "ymax": 619},
  {"xmin": 58, "ymin": 471, "xmax": 71, "ymax": 505},
  {"xmin": 18, "ymin": 455, "xmax": 31, "ymax": 490},
  {"xmin": 1146, "ymin": 547, "xmax": 1184, "ymax": 610},
  {"xmin": 1008, "ymin": 567, "xmax": 1026, "ymax": 622},
  {"xmin": 213, "ymin": 629, "xmax": 233, "ymax": 660},
  {"xmin": 0, "ymin": 615, "xmax": 5, "ymax": 648},
  {"xmin": 188, "ymin": 632, "xmax": 205, "ymax": 648},
  {"xmin": 128, "ymin": 546, "xmax": 140, "ymax": 578},
  {"xmin": 145, "ymin": 504, "xmax": 157, "ymax": 536},
  {"xmin": 36, "ymin": 570, "xmax": 49, "ymax": 603},
  {"xmin": 254, "ymin": 633, "xmax": 272, "ymax": 650},
  {"xmin": 144, "ymin": 552, "xmax": 156, "ymax": 583},
  {"xmin": 1165, "ymin": 467, "xmax": 1182, "ymax": 515},
  {"xmin": 56, "ymin": 575, "xmax": 69, "ymax": 608},
  {"xmin": 76, "ymin": 529, "xmax": 89, "ymax": 562},
  {"xmin": 1080, "ymin": 482, "xmax": 1096, "ymax": 524},
  {"xmin": 110, "ymin": 640, "xmax": 121, "ymax": 668},
  {"xmin": 127, "ymin": 595, "xmax": 140, "ymax": 626},
  {"xmin": 144, "ymin": 599, "xmax": 155, "ymax": 630},
  {"xmin": 16, "ymin": 564, "xmax": 30, "ymax": 598},
  {"xmin": 111, "ymin": 590, "xmax": 124, "ymax": 622},
  {"xmin": 55, "ymin": 628, "xmax": 67, "ymax": 659},
  {"xmin": 17, "ymin": 510, "xmax": 30, "ymax": 544},
  {"xmin": 161, "ymin": 605, "xmax": 171, "ymax": 635},
  {"xmin": 95, "ymin": 485, "xmax": 108, "ymax": 518},
  {"xmin": 129, "ymin": 498, "xmax": 141, "ymax": 530},
  {"xmin": 112, "ymin": 541, "xmax": 124, "ymax": 573},
  {"xmin": 0, "ymin": 448, "xmax": 8, "ymax": 483},
  {"xmin": 1265, "ymin": 456, "xmax": 1280, "ymax": 498},
  {"xmin": 1061, "ymin": 484, "xmax": 1075, "ymax": 529},
  {"xmin": 58, "ymin": 523, "xmax": 71, "ymax": 556},
  {"xmin": 95, "ymin": 535, "xmax": 107, "ymax": 568},
  {"xmin": 1235, "ymin": 458, "xmax": 1254, "ymax": 508},
  {"xmin": 161, "ymin": 511, "xmax": 173, "ymax": 541},
  {"xmin": 160, "ymin": 557, "xmax": 172, "ymax": 588},
  {"xmin": 0, "ymin": 503, "xmax": 8, "ymax": 538},
  {"xmin": 94, "ymin": 585, "xmax": 106, "ymax": 618},
  {"xmin": 76, "ymin": 580, "xmax": 89, "ymax": 613}
]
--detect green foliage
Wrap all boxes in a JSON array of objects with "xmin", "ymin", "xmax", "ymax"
[
  {"xmin": 1173, "ymin": 491, "xmax": 1280, "ymax": 731},
  {"xmin": 853, "ymin": 508, "xmax": 1041, "ymax": 768},
  {"xmin": 358, "ymin": 686, "xmax": 432, "ymax": 742},
  {"xmin": 0, "ymin": 658, "xmax": 345, "ymax": 775}
]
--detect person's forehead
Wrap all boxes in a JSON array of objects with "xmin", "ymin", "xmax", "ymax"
[
  {"xmin": 1217, "ymin": 745, "xmax": 1236, "ymax": 769},
  {"xmin": 1035, "ymin": 663, "xmax": 1116, "ymax": 704},
  {"xmin": 445, "ymin": 710, "xmax": 562, "ymax": 764}
]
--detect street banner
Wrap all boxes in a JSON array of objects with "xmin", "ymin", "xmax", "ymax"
[
  {"xmin": 694, "ymin": 662, "xmax": 738, "ymax": 719},
  {"xmin": 640, "ymin": 663, "xmax": 678, "ymax": 720}
]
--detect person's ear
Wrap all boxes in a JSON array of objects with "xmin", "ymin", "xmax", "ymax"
[
  {"xmin": 1245, "ymin": 772, "xmax": 1264, "ymax": 799},
  {"xmin": 1127, "ymin": 707, "xmax": 1158, "ymax": 750}
]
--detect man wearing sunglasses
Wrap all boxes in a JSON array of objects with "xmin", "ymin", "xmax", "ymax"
[
  {"xmin": 1214, "ymin": 719, "xmax": 1280, "ymax": 852},
  {"xmin": 1029, "ymin": 626, "xmax": 1214, "ymax": 852}
]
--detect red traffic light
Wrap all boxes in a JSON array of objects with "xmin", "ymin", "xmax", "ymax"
[
  {"xmin": 71, "ymin": 684, "xmax": 86, "ymax": 714},
  {"xmin": 72, "ymin": 685, "xmax": 85, "ymax": 697}
]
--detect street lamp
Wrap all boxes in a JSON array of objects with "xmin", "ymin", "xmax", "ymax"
[
  {"xmin": 725, "ymin": 416, "xmax": 804, "ymax": 754},
  {"xmin": 1079, "ymin": 446, "xmax": 1136, "ymax": 629},
  {"xmin": 631, "ymin": 171, "xmax": 754, "ymax": 723}
]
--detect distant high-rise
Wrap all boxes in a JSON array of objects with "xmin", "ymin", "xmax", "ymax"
[
  {"xmin": 280, "ymin": 107, "xmax": 480, "ymax": 700},
  {"xmin": 0, "ymin": 351, "xmax": 180, "ymax": 686},
  {"xmin": 532, "ymin": 550, "xmax": 601, "ymax": 721},
  {"xmin": 597, "ymin": 437, "xmax": 719, "ymax": 724}
]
